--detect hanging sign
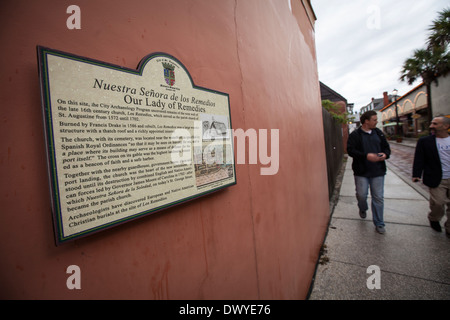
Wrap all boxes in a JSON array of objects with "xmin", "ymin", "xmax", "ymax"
[{"xmin": 37, "ymin": 46, "xmax": 236, "ymax": 245}]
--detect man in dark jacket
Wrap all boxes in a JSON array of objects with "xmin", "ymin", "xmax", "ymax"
[
  {"xmin": 347, "ymin": 110, "xmax": 391, "ymax": 234},
  {"xmin": 413, "ymin": 115, "xmax": 450, "ymax": 235}
]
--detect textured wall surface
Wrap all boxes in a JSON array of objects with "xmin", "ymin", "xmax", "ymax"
[{"xmin": 0, "ymin": 0, "xmax": 329, "ymax": 299}]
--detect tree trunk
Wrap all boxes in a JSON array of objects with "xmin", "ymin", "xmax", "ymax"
[{"xmin": 426, "ymin": 83, "xmax": 433, "ymax": 125}]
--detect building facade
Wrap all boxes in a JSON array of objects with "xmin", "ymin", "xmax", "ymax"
[
  {"xmin": 380, "ymin": 75, "xmax": 450, "ymax": 137},
  {"xmin": 430, "ymin": 75, "xmax": 450, "ymax": 118},
  {"xmin": 380, "ymin": 84, "xmax": 429, "ymax": 136}
]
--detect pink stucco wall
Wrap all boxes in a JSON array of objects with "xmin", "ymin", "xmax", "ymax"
[{"xmin": 0, "ymin": 0, "xmax": 329, "ymax": 299}]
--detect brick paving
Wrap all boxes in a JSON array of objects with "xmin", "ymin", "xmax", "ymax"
[{"xmin": 386, "ymin": 141, "xmax": 429, "ymax": 195}]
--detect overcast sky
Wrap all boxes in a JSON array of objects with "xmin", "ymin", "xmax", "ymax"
[{"xmin": 312, "ymin": 0, "xmax": 449, "ymax": 113}]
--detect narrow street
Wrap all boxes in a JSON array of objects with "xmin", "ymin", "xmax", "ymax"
[{"xmin": 386, "ymin": 140, "xmax": 429, "ymax": 197}]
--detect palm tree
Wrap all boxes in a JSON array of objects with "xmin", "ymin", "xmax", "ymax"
[
  {"xmin": 428, "ymin": 7, "xmax": 450, "ymax": 51},
  {"xmin": 399, "ymin": 8, "xmax": 450, "ymax": 123},
  {"xmin": 400, "ymin": 46, "xmax": 450, "ymax": 86}
]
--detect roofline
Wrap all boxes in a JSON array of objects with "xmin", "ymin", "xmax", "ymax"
[
  {"xmin": 319, "ymin": 81, "xmax": 348, "ymax": 103},
  {"xmin": 306, "ymin": 0, "xmax": 317, "ymax": 21},
  {"xmin": 380, "ymin": 82, "xmax": 425, "ymax": 112}
]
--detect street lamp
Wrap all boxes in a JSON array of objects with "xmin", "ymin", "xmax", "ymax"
[{"xmin": 392, "ymin": 89, "xmax": 400, "ymax": 136}]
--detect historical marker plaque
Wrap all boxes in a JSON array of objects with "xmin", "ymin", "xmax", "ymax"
[{"xmin": 37, "ymin": 46, "xmax": 236, "ymax": 245}]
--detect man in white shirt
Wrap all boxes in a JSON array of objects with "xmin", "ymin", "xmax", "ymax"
[{"xmin": 413, "ymin": 115, "xmax": 450, "ymax": 236}]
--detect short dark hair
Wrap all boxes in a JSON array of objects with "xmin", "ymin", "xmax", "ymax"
[{"xmin": 360, "ymin": 110, "xmax": 377, "ymax": 124}]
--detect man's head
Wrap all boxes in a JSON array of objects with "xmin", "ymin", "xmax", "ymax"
[
  {"xmin": 360, "ymin": 110, "xmax": 378, "ymax": 130},
  {"xmin": 430, "ymin": 115, "xmax": 450, "ymax": 136}
]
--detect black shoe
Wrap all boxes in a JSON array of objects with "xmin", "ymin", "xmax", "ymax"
[
  {"xmin": 429, "ymin": 221, "xmax": 442, "ymax": 232},
  {"xmin": 359, "ymin": 210, "xmax": 367, "ymax": 219}
]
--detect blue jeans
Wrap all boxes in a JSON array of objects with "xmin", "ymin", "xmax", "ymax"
[{"xmin": 354, "ymin": 175, "xmax": 385, "ymax": 227}]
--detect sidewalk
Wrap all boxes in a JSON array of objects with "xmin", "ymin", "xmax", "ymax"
[{"xmin": 309, "ymin": 157, "xmax": 450, "ymax": 300}]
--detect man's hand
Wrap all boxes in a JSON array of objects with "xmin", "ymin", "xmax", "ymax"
[{"xmin": 367, "ymin": 153, "xmax": 386, "ymax": 162}]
